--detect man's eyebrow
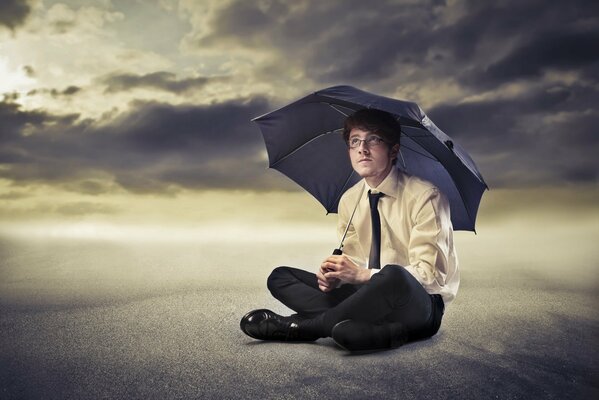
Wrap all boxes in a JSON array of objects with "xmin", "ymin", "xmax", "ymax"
[
  {"xmin": 350, "ymin": 132, "xmax": 379, "ymax": 138},
  {"xmin": 349, "ymin": 131, "xmax": 373, "ymax": 137}
]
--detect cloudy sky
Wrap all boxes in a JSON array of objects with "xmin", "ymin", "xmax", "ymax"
[{"xmin": 0, "ymin": 0, "xmax": 597, "ymax": 240}]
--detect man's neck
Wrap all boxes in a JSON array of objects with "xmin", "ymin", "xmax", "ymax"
[{"xmin": 365, "ymin": 166, "xmax": 394, "ymax": 189}]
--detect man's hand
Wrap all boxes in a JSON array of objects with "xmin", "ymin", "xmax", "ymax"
[
  {"xmin": 318, "ymin": 255, "xmax": 370, "ymax": 291},
  {"xmin": 316, "ymin": 265, "xmax": 339, "ymax": 292}
]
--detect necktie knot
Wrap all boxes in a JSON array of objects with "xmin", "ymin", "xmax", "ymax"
[{"xmin": 368, "ymin": 191, "xmax": 384, "ymax": 209}]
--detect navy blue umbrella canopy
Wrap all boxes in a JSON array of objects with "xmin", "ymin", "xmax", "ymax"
[{"xmin": 252, "ymin": 85, "xmax": 488, "ymax": 231}]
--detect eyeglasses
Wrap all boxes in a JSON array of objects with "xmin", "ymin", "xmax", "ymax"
[{"xmin": 348, "ymin": 135, "xmax": 387, "ymax": 149}]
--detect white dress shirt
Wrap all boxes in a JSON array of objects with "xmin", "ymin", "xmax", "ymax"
[{"xmin": 337, "ymin": 167, "xmax": 460, "ymax": 304}]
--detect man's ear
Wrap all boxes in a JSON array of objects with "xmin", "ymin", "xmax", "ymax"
[{"xmin": 389, "ymin": 144, "xmax": 400, "ymax": 161}]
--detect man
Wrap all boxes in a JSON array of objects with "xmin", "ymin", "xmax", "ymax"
[{"xmin": 240, "ymin": 109, "xmax": 459, "ymax": 352}]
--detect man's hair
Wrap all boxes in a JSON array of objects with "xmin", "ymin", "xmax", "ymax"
[{"xmin": 343, "ymin": 109, "xmax": 402, "ymax": 146}]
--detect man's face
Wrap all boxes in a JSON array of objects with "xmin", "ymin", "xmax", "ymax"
[{"xmin": 348, "ymin": 128, "xmax": 398, "ymax": 186}]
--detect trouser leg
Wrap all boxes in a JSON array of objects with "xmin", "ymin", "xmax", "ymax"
[
  {"xmin": 268, "ymin": 265, "xmax": 445, "ymax": 341},
  {"xmin": 320, "ymin": 265, "xmax": 443, "ymax": 338},
  {"xmin": 267, "ymin": 266, "xmax": 358, "ymax": 317}
]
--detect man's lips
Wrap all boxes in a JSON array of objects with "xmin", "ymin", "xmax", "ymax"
[{"xmin": 358, "ymin": 158, "xmax": 372, "ymax": 163}]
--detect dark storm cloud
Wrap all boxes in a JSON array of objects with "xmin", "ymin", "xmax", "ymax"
[
  {"xmin": 100, "ymin": 72, "xmax": 226, "ymax": 94},
  {"xmin": 100, "ymin": 99, "xmax": 265, "ymax": 155},
  {"xmin": 471, "ymin": 28, "xmax": 599, "ymax": 88},
  {"xmin": 197, "ymin": 0, "xmax": 599, "ymax": 86},
  {"xmin": 28, "ymin": 86, "xmax": 83, "ymax": 98},
  {"xmin": 429, "ymin": 87, "xmax": 573, "ymax": 138},
  {"xmin": 0, "ymin": 0, "xmax": 31, "ymax": 30},
  {"xmin": 199, "ymin": 0, "xmax": 439, "ymax": 82},
  {"xmin": 427, "ymin": 84, "xmax": 599, "ymax": 187},
  {"xmin": 432, "ymin": 0, "xmax": 599, "ymax": 60},
  {"xmin": 0, "ymin": 96, "xmax": 284, "ymax": 194},
  {"xmin": 190, "ymin": 0, "xmax": 599, "ymax": 188},
  {"xmin": 0, "ymin": 95, "xmax": 80, "ymax": 145}
]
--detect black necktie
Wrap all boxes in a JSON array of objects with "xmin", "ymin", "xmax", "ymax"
[{"xmin": 368, "ymin": 191, "xmax": 384, "ymax": 269}]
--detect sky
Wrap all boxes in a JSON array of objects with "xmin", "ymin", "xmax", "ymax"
[{"xmin": 0, "ymin": 0, "xmax": 597, "ymax": 242}]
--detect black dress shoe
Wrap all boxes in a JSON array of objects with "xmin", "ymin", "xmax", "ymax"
[
  {"xmin": 331, "ymin": 319, "xmax": 408, "ymax": 352},
  {"xmin": 240, "ymin": 309, "xmax": 318, "ymax": 342}
]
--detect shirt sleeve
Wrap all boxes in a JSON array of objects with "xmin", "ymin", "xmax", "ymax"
[{"xmin": 403, "ymin": 188, "xmax": 454, "ymax": 292}]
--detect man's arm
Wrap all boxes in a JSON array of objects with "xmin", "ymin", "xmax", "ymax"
[{"xmin": 403, "ymin": 187, "xmax": 456, "ymax": 292}]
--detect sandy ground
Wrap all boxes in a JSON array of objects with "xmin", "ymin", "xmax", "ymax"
[{"xmin": 0, "ymin": 233, "xmax": 597, "ymax": 399}]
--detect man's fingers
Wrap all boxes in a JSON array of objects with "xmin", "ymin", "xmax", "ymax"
[
  {"xmin": 319, "ymin": 284, "xmax": 332, "ymax": 292},
  {"xmin": 324, "ymin": 255, "xmax": 343, "ymax": 264},
  {"xmin": 318, "ymin": 277, "xmax": 333, "ymax": 290},
  {"xmin": 324, "ymin": 271, "xmax": 339, "ymax": 279},
  {"xmin": 321, "ymin": 261, "xmax": 338, "ymax": 271},
  {"xmin": 317, "ymin": 270, "xmax": 331, "ymax": 283},
  {"xmin": 317, "ymin": 277, "xmax": 330, "ymax": 287}
]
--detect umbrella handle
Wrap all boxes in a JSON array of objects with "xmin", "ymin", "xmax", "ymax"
[{"xmin": 332, "ymin": 248, "xmax": 343, "ymax": 255}]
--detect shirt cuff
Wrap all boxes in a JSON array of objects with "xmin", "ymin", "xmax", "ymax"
[{"xmin": 403, "ymin": 264, "xmax": 433, "ymax": 286}]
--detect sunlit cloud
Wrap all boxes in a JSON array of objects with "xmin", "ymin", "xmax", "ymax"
[{"xmin": 0, "ymin": 56, "xmax": 36, "ymax": 94}]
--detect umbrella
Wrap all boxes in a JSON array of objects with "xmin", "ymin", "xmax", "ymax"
[{"xmin": 252, "ymin": 85, "xmax": 488, "ymax": 232}]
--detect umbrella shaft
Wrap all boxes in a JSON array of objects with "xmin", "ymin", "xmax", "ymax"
[{"xmin": 336, "ymin": 183, "xmax": 366, "ymax": 253}]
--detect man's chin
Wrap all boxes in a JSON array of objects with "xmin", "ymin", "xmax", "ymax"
[{"xmin": 355, "ymin": 168, "xmax": 376, "ymax": 178}]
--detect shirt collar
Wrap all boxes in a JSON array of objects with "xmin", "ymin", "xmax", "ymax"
[{"xmin": 364, "ymin": 167, "xmax": 399, "ymax": 199}]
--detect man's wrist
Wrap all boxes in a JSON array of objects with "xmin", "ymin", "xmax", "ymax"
[{"xmin": 359, "ymin": 268, "xmax": 371, "ymax": 283}]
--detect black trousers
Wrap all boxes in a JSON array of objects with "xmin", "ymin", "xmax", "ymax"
[{"xmin": 267, "ymin": 265, "xmax": 444, "ymax": 339}]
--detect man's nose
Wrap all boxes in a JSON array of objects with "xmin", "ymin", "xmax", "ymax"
[{"xmin": 357, "ymin": 141, "xmax": 370, "ymax": 152}]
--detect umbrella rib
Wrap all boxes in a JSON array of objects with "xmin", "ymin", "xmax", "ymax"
[
  {"xmin": 326, "ymin": 103, "xmax": 352, "ymax": 117},
  {"xmin": 270, "ymin": 128, "xmax": 344, "ymax": 168},
  {"xmin": 332, "ymin": 169, "xmax": 357, "ymax": 212}
]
